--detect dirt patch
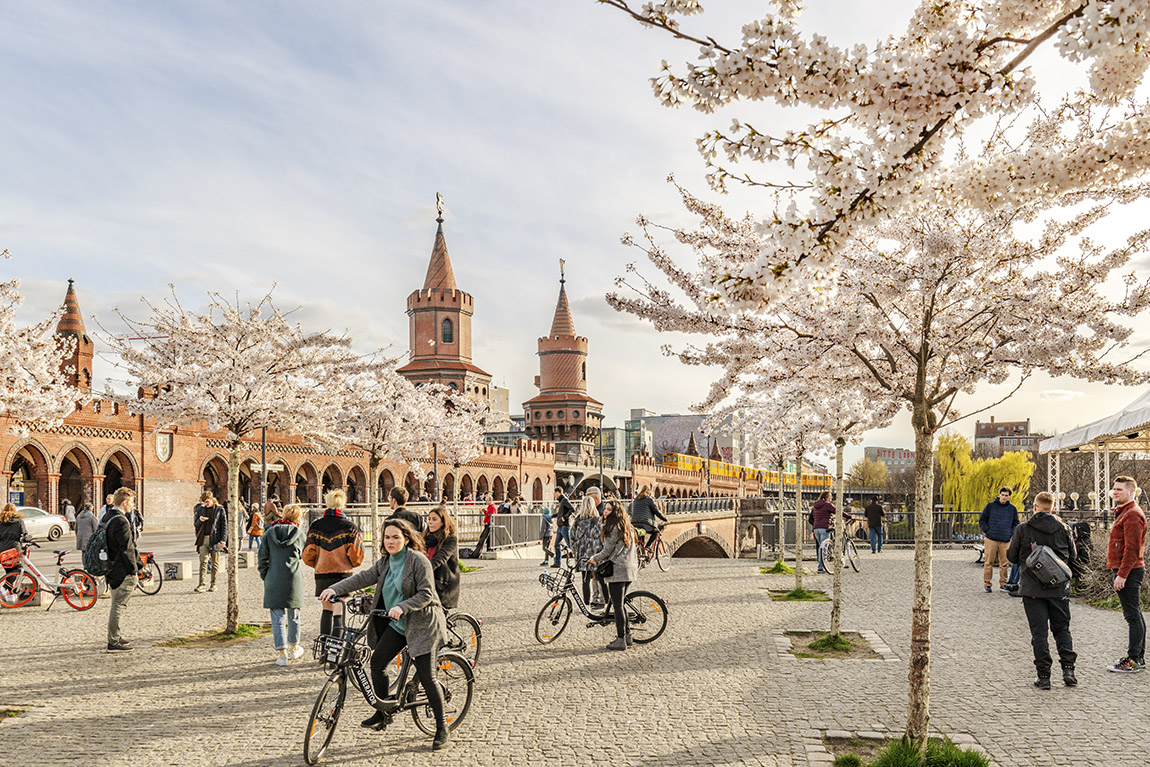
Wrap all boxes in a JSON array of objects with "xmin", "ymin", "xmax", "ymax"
[
  {"xmin": 767, "ymin": 588, "xmax": 830, "ymax": 602},
  {"xmin": 0, "ymin": 708, "xmax": 28, "ymax": 723},
  {"xmin": 786, "ymin": 630, "xmax": 880, "ymax": 660},
  {"xmin": 824, "ymin": 736, "xmax": 884, "ymax": 763},
  {"xmin": 156, "ymin": 624, "xmax": 272, "ymax": 648}
]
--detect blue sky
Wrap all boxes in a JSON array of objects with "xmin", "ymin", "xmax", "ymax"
[{"xmin": 4, "ymin": 1, "xmax": 1149, "ymax": 469}]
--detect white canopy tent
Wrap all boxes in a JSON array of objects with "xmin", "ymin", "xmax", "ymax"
[{"xmin": 1039, "ymin": 389, "xmax": 1150, "ymax": 511}]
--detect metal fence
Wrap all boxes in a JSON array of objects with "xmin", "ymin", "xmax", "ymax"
[{"xmin": 304, "ymin": 502, "xmax": 549, "ymax": 550}]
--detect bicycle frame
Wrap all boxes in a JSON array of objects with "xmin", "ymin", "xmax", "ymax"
[
  {"xmin": 323, "ymin": 610, "xmax": 426, "ymax": 715},
  {"xmin": 547, "ymin": 566, "xmax": 611, "ymax": 622},
  {"xmin": 13, "ymin": 552, "xmax": 68, "ymax": 592}
]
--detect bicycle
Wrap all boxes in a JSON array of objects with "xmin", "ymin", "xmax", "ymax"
[
  {"xmin": 818, "ymin": 528, "xmax": 860, "ymax": 574},
  {"xmin": 636, "ymin": 525, "xmax": 671, "ymax": 572},
  {"xmin": 303, "ymin": 593, "xmax": 474, "ymax": 765},
  {"xmin": 136, "ymin": 551, "xmax": 163, "ymax": 595},
  {"xmin": 534, "ymin": 563, "xmax": 668, "ymax": 645},
  {"xmin": 0, "ymin": 538, "xmax": 98, "ymax": 611},
  {"xmin": 443, "ymin": 607, "xmax": 482, "ymax": 667}
]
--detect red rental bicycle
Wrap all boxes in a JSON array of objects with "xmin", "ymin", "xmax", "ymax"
[{"xmin": 0, "ymin": 538, "xmax": 98, "ymax": 611}]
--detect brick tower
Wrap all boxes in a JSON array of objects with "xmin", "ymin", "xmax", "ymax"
[
  {"xmin": 56, "ymin": 279, "xmax": 94, "ymax": 392},
  {"xmin": 523, "ymin": 263, "xmax": 602, "ymax": 462},
  {"xmin": 397, "ymin": 202, "xmax": 492, "ymax": 398}
]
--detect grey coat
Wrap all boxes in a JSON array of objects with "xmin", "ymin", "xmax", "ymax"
[
  {"xmin": 258, "ymin": 523, "xmax": 307, "ymax": 609},
  {"xmin": 74, "ymin": 510, "xmax": 98, "ymax": 552},
  {"xmin": 591, "ymin": 527, "xmax": 638, "ymax": 584},
  {"xmin": 330, "ymin": 549, "xmax": 446, "ymax": 658},
  {"xmin": 571, "ymin": 516, "xmax": 602, "ymax": 572}
]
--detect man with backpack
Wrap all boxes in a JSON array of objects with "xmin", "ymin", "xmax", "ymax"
[
  {"xmin": 104, "ymin": 487, "xmax": 141, "ymax": 652},
  {"xmin": 194, "ymin": 492, "xmax": 227, "ymax": 593},
  {"xmin": 1007, "ymin": 491, "xmax": 1077, "ymax": 689}
]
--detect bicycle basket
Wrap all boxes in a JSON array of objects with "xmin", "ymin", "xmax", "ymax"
[
  {"xmin": 311, "ymin": 635, "xmax": 369, "ymax": 666},
  {"xmin": 0, "ymin": 548, "xmax": 18, "ymax": 569}
]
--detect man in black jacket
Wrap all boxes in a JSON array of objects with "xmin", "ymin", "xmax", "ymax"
[
  {"xmin": 551, "ymin": 487, "xmax": 576, "ymax": 567},
  {"xmin": 193, "ymin": 492, "xmax": 227, "ymax": 593},
  {"xmin": 105, "ymin": 487, "xmax": 141, "ymax": 652},
  {"xmin": 1007, "ymin": 491, "xmax": 1078, "ymax": 689},
  {"xmin": 387, "ymin": 486, "xmax": 425, "ymax": 534}
]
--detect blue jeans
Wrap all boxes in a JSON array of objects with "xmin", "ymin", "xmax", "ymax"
[
  {"xmin": 1007, "ymin": 562, "xmax": 1021, "ymax": 586},
  {"xmin": 270, "ymin": 607, "xmax": 301, "ymax": 650},
  {"xmin": 552, "ymin": 526, "xmax": 571, "ymax": 567},
  {"xmin": 248, "ymin": 534, "xmax": 261, "ymax": 551},
  {"xmin": 814, "ymin": 528, "xmax": 830, "ymax": 571},
  {"xmin": 869, "ymin": 527, "xmax": 884, "ymax": 553}
]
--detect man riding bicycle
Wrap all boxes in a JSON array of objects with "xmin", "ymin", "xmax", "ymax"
[{"xmin": 629, "ymin": 486, "xmax": 666, "ymax": 555}]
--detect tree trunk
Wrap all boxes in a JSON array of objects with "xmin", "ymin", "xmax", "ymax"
[
  {"xmin": 776, "ymin": 458, "xmax": 785, "ymax": 559},
  {"xmin": 226, "ymin": 443, "xmax": 241, "ymax": 635},
  {"xmin": 831, "ymin": 438, "xmax": 845, "ymax": 635},
  {"xmin": 368, "ymin": 454, "xmax": 380, "ymax": 564},
  {"xmin": 905, "ymin": 420, "xmax": 936, "ymax": 749},
  {"xmin": 794, "ymin": 451, "xmax": 804, "ymax": 591}
]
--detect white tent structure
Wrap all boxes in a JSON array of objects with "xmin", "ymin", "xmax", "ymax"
[{"xmin": 1039, "ymin": 389, "xmax": 1150, "ymax": 512}]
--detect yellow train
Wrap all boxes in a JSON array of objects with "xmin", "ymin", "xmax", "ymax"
[{"xmin": 662, "ymin": 453, "xmax": 833, "ymax": 490}]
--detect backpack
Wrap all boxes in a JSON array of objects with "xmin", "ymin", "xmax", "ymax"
[
  {"xmin": 1025, "ymin": 542, "xmax": 1072, "ymax": 589},
  {"xmin": 83, "ymin": 518, "xmax": 111, "ymax": 576}
]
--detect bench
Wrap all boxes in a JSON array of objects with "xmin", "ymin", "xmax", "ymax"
[{"xmin": 972, "ymin": 543, "xmax": 984, "ymax": 564}]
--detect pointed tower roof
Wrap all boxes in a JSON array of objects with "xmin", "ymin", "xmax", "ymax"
[
  {"xmin": 685, "ymin": 432, "xmax": 699, "ymax": 457},
  {"xmin": 709, "ymin": 439, "xmax": 722, "ymax": 461},
  {"xmin": 550, "ymin": 266, "xmax": 576, "ymax": 337},
  {"xmin": 56, "ymin": 279, "xmax": 89, "ymax": 340},
  {"xmin": 422, "ymin": 212, "xmax": 458, "ymax": 292}
]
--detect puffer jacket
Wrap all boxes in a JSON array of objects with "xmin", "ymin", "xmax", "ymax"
[
  {"xmin": 980, "ymin": 500, "xmax": 1019, "ymax": 543},
  {"xmin": 811, "ymin": 500, "xmax": 835, "ymax": 530},
  {"xmin": 1007, "ymin": 512, "xmax": 1076, "ymax": 598},
  {"xmin": 630, "ymin": 496, "xmax": 666, "ymax": 530},
  {"xmin": 571, "ymin": 515, "xmax": 602, "ymax": 572}
]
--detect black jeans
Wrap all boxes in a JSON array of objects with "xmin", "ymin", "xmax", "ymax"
[
  {"xmin": 471, "ymin": 524, "xmax": 491, "ymax": 558},
  {"xmin": 369, "ymin": 624, "xmax": 446, "ymax": 729},
  {"xmin": 1116, "ymin": 567, "xmax": 1146, "ymax": 663},
  {"xmin": 1021, "ymin": 596, "xmax": 1076, "ymax": 676},
  {"xmin": 607, "ymin": 581, "xmax": 630, "ymax": 639}
]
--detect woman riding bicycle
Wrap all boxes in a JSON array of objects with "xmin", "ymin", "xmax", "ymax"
[
  {"xmin": 629, "ymin": 485, "xmax": 666, "ymax": 555},
  {"xmin": 319, "ymin": 518, "xmax": 450, "ymax": 750},
  {"xmin": 425, "ymin": 506, "xmax": 460, "ymax": 610}
]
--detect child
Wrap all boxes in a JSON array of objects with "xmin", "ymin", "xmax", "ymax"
[{"xmin": 539, "ymin": 510, "xmax": 555, "ymax": 566}]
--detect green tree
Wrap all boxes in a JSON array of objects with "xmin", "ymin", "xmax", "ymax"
[
  {"xmin": 847, "ymin": 457, "xmax": 888, "ymax": 489},
  {"xmin": 937, "ymin": 434, "xmax": 972, "ymax": 512},
  {"xmin": 962, "ymin": 452, "xmax": 1035, "ymax": 511}
]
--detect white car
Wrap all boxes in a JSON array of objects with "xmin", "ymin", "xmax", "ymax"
[{"xmin": 16, "ymin": 507, "xmax": 68, "ymax": 542}]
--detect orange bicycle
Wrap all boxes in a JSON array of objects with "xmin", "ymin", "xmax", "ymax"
[{"xmin": 0, "ymin": 538, "xmax": 98, "ymax": 611}]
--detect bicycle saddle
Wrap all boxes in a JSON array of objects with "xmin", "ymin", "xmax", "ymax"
[{"xmin": 53, "ymin": 550, "xmax": 70, "ymax": 556}]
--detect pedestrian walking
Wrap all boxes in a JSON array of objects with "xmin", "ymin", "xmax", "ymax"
[
  {"xmin": 551, "ymin": 487, "xmax": 575, "ymax": 567},
  {"xmin": 247, "ymin": 503, "xmax": 264, "ymax": 551},
  {"xmin": 303, "ymin": 489, "xmax": 364, "ymax": 640},
  {"xmin": 811, "ymin": 491, "xmax": 835, "ymax": 573},
  {"xmin": 629, "ymin": 485, "xmax": 667, "ymax": 556},
  {"xmin": 193, "ymin": 492, "xmax": 227, "ymax": 593},
  {"xmin": 426, "ymin": 506, "xmax": 460, "ymax": 609},
  {"xmin": 539, "ymin": 511, "xmax": 555, "ymax": 566},
  {"xmin": 864, "ymin": 498, "xmax": 886, "ymax": 553},
  {"xmin": 387, "ymin": 486, "xmax": 425, "ymax": 535},
  {"xmin": 320, "ymin": 518, "xmax": 451, "ymax": 750},
  {"xmin": 258, "ymin": 503, "xmax": 306, "ymax": 666},
  {"xmin": 571, "ymin": 496, "xmax": 603, "ymax": 607},
  {"xmin": 74, "ymin": 503, "xmax": 97, "ymax": 553},
  {"xmin": 97, "ymin": 494, "xmax": 114, "ymax": 524},
  {"xmin": 469, "ymin": 494, "xmax": 496, "ymax": 559},
  {"xmin": 589, "ymin": 499, "xmax": 639, "ymax": 652},
  {"xmin": 979, "ymin": 487, "xmax": 1020, "ymax": 593},
  {"xmin": 1006, "ymin": 492, "xmax": 1078, "ymax": 689},
  {"xmin": 1106, "ymin": 476, "xmax": 1147, "ymax": 674},
  {"xmin": 104, "ymin": 487, "xmax": 140, "ymax": 652},
  {"xmin": 64, "ymin": 499, "xmax": 76, "ymax": 531}
]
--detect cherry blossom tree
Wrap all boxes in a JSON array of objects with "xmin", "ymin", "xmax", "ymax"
[
  {"xmin": 104, "ymin": 289, "xmax": 380, "ymax": 633},
  {"xmin": 599, "ymin": 0, "xmax": 1150, "ymax": 303},
  {"xmin": 610, "ymin": 150, "xmax": 1150, "ymax": 744},
  {"xmin": 0, "ymin": 256, "xmax": 79, "ymax": 433}
]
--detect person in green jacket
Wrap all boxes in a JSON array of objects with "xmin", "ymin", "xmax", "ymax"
[{"xmin": 259, "ymin": 504, "xmax": 307, "ymax": 666}]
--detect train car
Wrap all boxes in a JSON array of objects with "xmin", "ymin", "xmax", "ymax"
[{"xmin": 661, "ymin": 452, "xmax": 832, "ymax": 492}]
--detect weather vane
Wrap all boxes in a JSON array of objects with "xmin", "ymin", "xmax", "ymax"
[
  {"xmin": 435, "ymin": 192, "xmax": 445, "ymax": 222},
  {"xmin": 560, "ymin": 258, "xmax": 566, "ymax": 283}
]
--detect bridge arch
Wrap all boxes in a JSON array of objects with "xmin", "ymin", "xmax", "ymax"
[{"xmin": 667, "ymin": 526, "xmax": 734, "ymax": 559}]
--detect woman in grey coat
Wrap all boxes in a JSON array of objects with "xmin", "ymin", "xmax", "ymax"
[
  {"xmin": 320, "ymin": 518, "xmax": 450, "ymax": 750},
  {"xmin": 74, "ymin": 505, "xmax": 98, "ymax": 553},
  {"xmin": 589, "ymin": 499, "xmax": 639, "ymax": 651}
]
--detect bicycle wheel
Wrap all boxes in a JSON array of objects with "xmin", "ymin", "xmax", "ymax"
[
  {"xmin": 818, "ymin": 539, "xmax": 832, "ymax": 572},
  {"xmin": 623, "ymin": 590, "xmax": 668, "ymax": 644},
  {"xmin": 445, "ymin": 612, "xmax": 482, "ymax": 667},
  {"xmin": 534, "ymin": 594, "xmax": 571, "ymax": 644},
  {"xmin": 60, "ymin": 569, "xmax": 98, "ymax": 610},
  {"xmin": 844, "ymin": 539, "xmax": 860, "ymax": 572},
  {"xmin": 303, "ymin": 673, "xmax": 346, "ymax": 765},
  {"xmin": 411, "ymin": 651, "xmax": 474, "ymax": 735},
  {"xmin": 136, "ymin": 560, "xmax": 163, "ymax": 595},
  {"xmin": 655, "ymin": 540, "xmax": 671, "ymax": 572},
  {"xmin": 0, "ymin": 572, "xmax": 37, "ymax": 608}
]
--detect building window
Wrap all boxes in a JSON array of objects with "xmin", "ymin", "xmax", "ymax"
[
  {"xmin": 572, "ymin": 410, "xmax": 579, "ymax": 418},
  {"xmin": 442, "ymin": 318, "xmax": 454, "ymax": 344},
  {"xmin": 557, "ymin": 411, "xmax": 564, "ymax": 419},
  {"xmin": 546, "ymin": 411, "xmax": 553, "ymax": 419}
]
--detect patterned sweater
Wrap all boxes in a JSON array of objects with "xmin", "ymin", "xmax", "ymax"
[{"xmin": 302, "ymin": 510, "xmax": 365, "ymax": 576}]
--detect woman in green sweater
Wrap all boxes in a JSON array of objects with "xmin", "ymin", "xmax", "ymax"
[{"xmin": 319, "ymin": 518, "xmax": 450, "ymax": 749}]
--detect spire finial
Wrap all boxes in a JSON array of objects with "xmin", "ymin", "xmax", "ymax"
[
  {"xmin": 435, "ymin": 192, "xmax": 445, "ymax": 224},
  {"xmin": 67, "ymin": 278, "xmax": 74, "ymax": 289},
  {"xmin": 559, "ymin": 258, "xmax": 566, "ymax": 285}
]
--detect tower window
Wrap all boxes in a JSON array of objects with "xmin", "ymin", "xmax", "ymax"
[
  {"xmin": 582, "ymin": 362, "xmax": 586, "ymax": 381},
  {"xmin": 442, "ymin": 319, "xmax": 454, "ymax": 344}
]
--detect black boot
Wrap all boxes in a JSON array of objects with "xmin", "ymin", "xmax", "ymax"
[
  {"xmin": 361, "ymin": 711, "xmax": 388, "ymax": 730},
  {"xmin": 433, "ymin": 724, "xmax": 451, "ymax": 750},
  {"xmin": 1034, "ymin": 675, "xmax": 1051, "ymax": 690},
  {"xmin": 1062, "ymin": 666, "xmax": 1078, "ymax": 687}
]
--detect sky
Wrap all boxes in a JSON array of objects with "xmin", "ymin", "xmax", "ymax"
[{"xmin": 3, "ymin": 1, "xmax": 1149, "ymax": 470}]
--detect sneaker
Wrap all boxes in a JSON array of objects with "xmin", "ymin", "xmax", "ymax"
[
  {"xmin": 1009, "ymin": 589, "xmax": 1022, "ymax": 598},
  {"xmin": 625, "ymin": 632, "xmax": 633, "ymax": 647},
  {"xmin": 1107, "ymin": 657, "xmax": 1143, "ymax": 673},
  {"xmin": 985, "ymin": 586, "xmax": 992, "ymax": 593},
  {"xmin": 433, "ymin": 725, "xmax": 451, "ymax": 750},
  {"xmin": 275, "ymin": 651, "xmax": 288, "ymax": 667},
  {"xmin": 606, "ymin": 636, "xmax": 627, "ymax": 651},
  {"xmin": 1000, "ymin": 584, "xmax": 1014, "ymax": 592},
  {"xmin": 193, "ymin": 585, "xmax": 207, "ymax": 594},
  {"xmin": 106, "ymin": 640, "xmax": 132, "ymax": 652},
  {"xmin": 208, "ymin": 585, "xmax": 218, "ymax": 592},
  {"xmin": 1033, "ymin": 676, "xmax": 1051, "ymax": 690},
  {"xmin": 540, "ymin": 561, "xmax": 549, "ymax": 566},
  {"xmin": 289, "ymin": 644, "xmax": 305, "ymax": 660}
]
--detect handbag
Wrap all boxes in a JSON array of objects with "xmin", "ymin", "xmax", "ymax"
[{"xmin": 595, "ymin": 559, "xmax": 614, "ymax": 578}]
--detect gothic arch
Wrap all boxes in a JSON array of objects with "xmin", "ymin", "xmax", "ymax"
[
  {"xmin": 98, "ymin": 447, "xmax": 139, "ymax": 483},
  {"xmin": 51, "ymin": 440, "xmax": 98, "ymax": 474},
  {"xmin": 492, "ymin": 476, "xmax": 504, "ymax": 501},
  {"xmin": 346, "ymin": 465, "xmax": 367, "ymax": 504},
  {"xmin": 507, "ymin": 476, "xmax": 519, "ymax": 500},
  {"xmin": 459, "ymin": 473, "xmax": 473, "ymax": 500},
  {"xmin": 4, "ymin": 438, "xmax": 52, "ymax": 475},
  {"xmin": 321, "ymin": 463, "xmax": 344, "ymax": 495},
  {"xmin": 476, "ymin": 475, "xmax": 489, "ymax": 498},
  {"xmin": 532, "ymin": 477, "xmax": 543, "ymax": 501}
]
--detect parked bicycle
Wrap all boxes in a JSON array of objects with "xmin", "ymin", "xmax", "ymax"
[
  {"xmin": 818, "ymin": 528, "xmax": 860, "ymax": 573},
  {"xmin": 443, "ymin": 607, "xmax": 481, "ymax": 667},
  {"xmin": 136, "ymin": 551, "xmax": 163, "ymax": 595},
  {"xmin": 535, "ymin": 563, "xmax": 668, "ymax": 645},
  {"xmin": 0, "ymin": 538, "xmax": 97, "ymax": 611},
  {"xmin": 303, "ymin": 593, "xmax": 474, "ymax": 765},
  {"xmin": 636, "ymin": 524, "xmax": 671, "ymax": 572}
]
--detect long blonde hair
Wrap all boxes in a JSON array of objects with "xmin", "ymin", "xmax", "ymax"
[
  {"xmin": 576, "ymin": 495, "xmax": 598, "ymax": 519},
  {"xmin": 0, "ymin": 503, "xmax": 22, "ymax": 523}
]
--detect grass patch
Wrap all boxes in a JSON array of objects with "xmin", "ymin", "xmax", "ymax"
[
  {"xmin": 459, "ymin": 563, "xmax": 483, "ymax": 574},
  {"xmin": 786, "ymin": 630, "xmax": 879, "ymax": 660},
  {"xmin": 768, "ymin": 587, "xmax": 830, "ymax": 602},
  {"xmin": 1088, "ymin": 595, "xmax": 1122, "ymax": 610},
  {"xmin": 826, "ymin": 736, "xmax": 988, "ymax": 767},
  {"xmin": 157, "ymin": 623, "xmax": 272, "ymax": 648},
  {"xmin": 810, "ymin": 632, "xmax": 853, "ymax": 653},
  {"xmin": 761, "ymin": 560, "xmax": 794, "ymax": 574},
  {"xmin": 0, "ymin": 708, "xmax": 27, "ymax": 721}
]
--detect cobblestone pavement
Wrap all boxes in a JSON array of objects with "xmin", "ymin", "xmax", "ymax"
[{"xmin": 1, "ymin": 548, "xmax": 1146, "ymax": 766}]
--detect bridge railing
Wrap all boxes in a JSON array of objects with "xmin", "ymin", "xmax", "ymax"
[{"xmin": 304, "ymin": 504, "xmax": 547, "ymax": 550}]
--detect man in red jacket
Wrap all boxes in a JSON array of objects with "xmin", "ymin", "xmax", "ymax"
[{"xmin": 1107, "ymin": 476, "xmax": 1147, "ymax": 674}]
